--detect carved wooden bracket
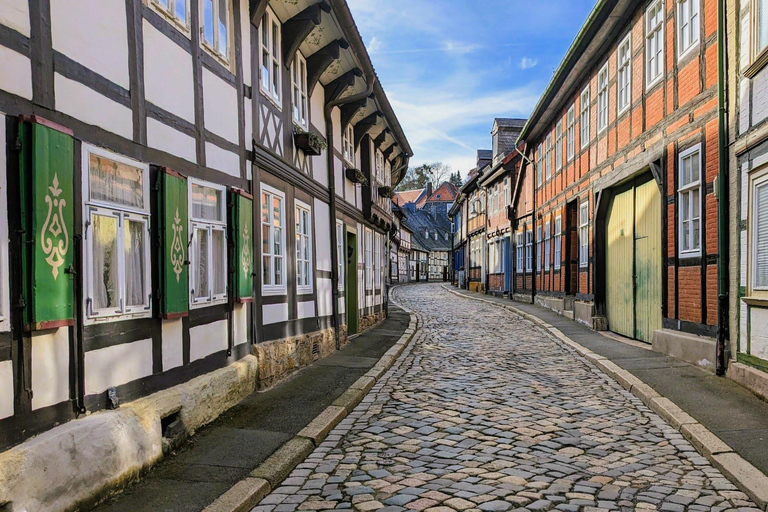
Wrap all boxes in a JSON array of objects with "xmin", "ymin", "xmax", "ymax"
[
  {"xmin": 306, "ymin": 39, "xmax": 349, "ymax": 95},
  {"xmin": 282, "ymin": 2, "xmax": 331, "ymax": 68}
]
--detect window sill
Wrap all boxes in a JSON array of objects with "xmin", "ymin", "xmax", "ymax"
[
  {"xmin": 297, "ymin": 286, "xmax": 313, "ymax": 296},
  {"xmin": 743, "ymin": 296, "xmax": 768, "ymax": 307},
  {"xmin": 191, "ymin": 298, "xmax": 228, "ymax": 310},
  {"xmin": 201, "ymin": 41, "xmax": 231, "ymax": 71},
  {"xmin": 677, "ymin": 42, "xmax": 700, "ymax": 65},
  {"xmin": 260, "ymin": 89, "xmax": 283, "ymax": 111},
  {"xmin": 744, "ymin": 48, "xmax": 768, "ymax": 79},
  {"xmin": 645, "ymin": 75, "xmax": 664, "ymax": 93},
  {"xmin": 678, "ymin": 250, "xmax": 702, "ymax": 259},
  {"xmin": 84, "ymin": 310, "xmax": 152, "ymax": 326},
  {"xmin": 262, "ymin": 287, "xmax": 287, "ymax": 297}
]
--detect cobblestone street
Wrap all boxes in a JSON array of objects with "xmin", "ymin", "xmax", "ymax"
[{"xmin": 253, "ymin": 284, "xmax": 758, "ymax": 512}]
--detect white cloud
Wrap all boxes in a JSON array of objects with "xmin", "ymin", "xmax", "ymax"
[
  {"xmin": 368, "ymin": 36, "xmax": 382, "ymax": 55},
  {"xmin": 519, "ymin": 57, "xmax": 539, "ymax": 70}
]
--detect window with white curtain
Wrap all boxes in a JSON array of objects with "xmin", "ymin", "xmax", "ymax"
[
  {"xmin": 190, "ymin": 180, "xmax": 227, "ymax": 306},
  {"xmin": 525, "ymin": 228, "xmax": 533, "ymax": 272},
  {"xmin": 752, "ymin": 169, "xmax": 768, "ymax": 291},
  {"xmin": 262, "ymin": 184, "xmax": 286, "ymax": 295},
  {"xmin": 544, "ymin": 221, "xmax": 551, "ymax": 271},
  {"xmin": 343, "ymin": 124, "xmax": 355, "ymax": 164},
  {"xmin": 754, "ymin": 0, "xmax": 768, "ymax": 60},
  {"xmin": 598, "ymin": 63, "xmax": 609, "ymax": 132},
  {"xmin": 337, "ymin": 222, "xmax": 345, "ymax": 291},
  {"xmin": 202, "ymin": 0, "xmax": 230, "ymax": 62},
  {"xmin": 579, "ymin": 201, "xmax": 589, "ymax": 268},
  {"xmin": 536, "ymin": 225, "xmax": 542, "ymax": 272},
  {"xmin": 260, "ymin": 7, "xmax": 281, "ymax": 103},
  {"xmin": 617, "ymin": 34, "xmax": 632, "ymax": 114},
  {"xmin": 516, "ymin": 233, "xmax": 524, "ymax": 272},
  {"xmin": 554, "ymin": 216, "xmax": 562, "ymax": 271},
  {"xmin": 375, "ymin": 233, "xmax": 382, "ymax": 289},
  {"xmin": 556, "ymin": 120, "xmax": 563, "ymax": 172},
  {"xmin": 580, "ymin": 87, "xmax": 590, "ymax": 149},
  {"xmin": 536, "ymin": 143, "xmax": 543, "ymax": 187},
  {"xmin": 292, "ymin": 52, "xmax": 308, "ymax": 129},
  {"xmin": 567, "ymin": 105, "xmax": 575, "ymax": 161},
  {"xmin": 545, "ymin": 133, "xmax": 552, "ymax": 180},
  {"xmin": 152, "ymin": 0, "xmax": 189, "ymax": 28},
  {"xmin": 365, "ymin": 228, "xmax": 373, "ymax": 289},
  {"xmin": 679, "ymin": 145, "xmax": 702, "ymax": 256},
  {"xmin": 677, "ymin": 0, "xmax": 700, "ymax": 58},
  {"xmin": 295, "ymin": 201, "xmax": 312, "ymax": 294},
  {"xmin": 84, "ymin": 145, "xmax": 151, "ymax": 320},
  {"xmin": 646, "ymin": 0, "xmax": 665, "ymax": 87}
]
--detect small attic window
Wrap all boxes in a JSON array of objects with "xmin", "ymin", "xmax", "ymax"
[
  {"xmin": 434, "ymin": 232, "xmax": 438, "ymax": 241},
  {"xmin": 436, "ymin": 194, "xmax": 441, "ymax": 199},
  {"xmin": 425, "ymin": 229, "xmax": 429, "ymax": 238}
]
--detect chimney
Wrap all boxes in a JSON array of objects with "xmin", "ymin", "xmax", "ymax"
[{"xmin": 426, "ymin": 181, "xmax": 433, "ymax": 198}]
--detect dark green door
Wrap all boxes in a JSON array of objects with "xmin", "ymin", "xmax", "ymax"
[{"xmin": 345, "ymin": 231, "xmax": 358, "ymax": 335}]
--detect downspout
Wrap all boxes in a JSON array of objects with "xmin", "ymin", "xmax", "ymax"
[
  {"xmin": 325, "ymin": 75, "xmax": 377, "ymax": 351},
  {"xmin": 514, "ymin": 143, "xmax": 536, "ymax": 303},
  {"xmin": 716, "ymin": 0, "xmax": 729, "ymax": 376}
]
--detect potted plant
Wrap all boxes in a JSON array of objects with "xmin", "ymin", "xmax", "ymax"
[
  {"xmin": 378, "ymin": 186, "xmax": 395, "ymax": 198},
  {"xmin": 293, "ymin": 127, "xmax": 327, "ymax": 156},
  {"xmin": 345, "ymin": 167, "xmax": 368, "ymax": 185}
]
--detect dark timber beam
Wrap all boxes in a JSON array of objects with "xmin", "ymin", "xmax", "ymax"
[
  {"xmin": 282, "ymin": 2, "xmax": 331, "ymax": 68},
  {"xmin": 354, "ymin": 112, "xmax": 382, "ymax": 149},
  {"xmin": 306, "ymin": 38, "xmax": 348, "ymax": 95},
  {"xmin": 340, "ymin": 97, "xmax": 368, "ymax": 129},
  {"xmin": 373, "ymin": 128, "xmax": 391, "ymax": 148},
  {"xmin": 383, "ymin": 143, "xmax": 398, "ymax": 161},
  {"xmin": 250, "ymin": 0, "xmax": 268, "ymax": 25},
  {"xmin": 325, "ymin": 68, "xmax": 362, "ymax": 104}
]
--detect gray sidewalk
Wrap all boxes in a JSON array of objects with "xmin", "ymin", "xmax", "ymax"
[
  {"xmin": 91, "ymin": 306, "xmax": 410, "ymax": 512},
  {"xmin": 448, "ymin": 286, "xmax": 768, "ymax": 480}
]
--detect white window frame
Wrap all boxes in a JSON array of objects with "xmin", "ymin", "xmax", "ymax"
[
  {"xmin": 337, "ymin": 221, "xmax": 345, "ymax": 291},
  {"xmin": 295, "ymin": 200, "xmax": 313, "ymax": 294},
  {"xmin": 83, "ymin": 144, "xmax": 152, "ymax": 322},
  {"xmin": 555, "ymin": 120, "xmax": 563, "ymax": 172},
  {"xmin": 343, "ymin": 123, "xmax": 355, "ymax": 165},
  {"xmin": 201, "ymin": 0, "xmax": 230, "ymax": 63},
  {"xmin": 678, "ymin": 144, "xmax": 703, "ymax": 257},
  {"xmin": 261, "ymin": 183, "xmax": 287, "ymax": 296},
  {"xmin": 291, "ymin": 51, "xmax": 309, "ymax": 130},
  {"xmin": 646, "ymin": 0, "xmax": 665, "ymax": 88},
  {"xmin": 617, "ymin": 33, "xmax": 632, "ymax": 115},
  {"xmin": 751, "ymin": 167, "xmax": 768, "ymax": 291},
  {"xmin": 580, "ymin": 87, "xmax": 590, "ymax": 149},
  {"xmin": 579, "ymin": 201, "xmax": 589, "ymax": 268},
  {"xmin": 677, "ymin": 0, "xmax": 700, "ymax": 59},
  {"xmin": 554, "ymin": 216, "xmax": 562, "ymax": 271},
  {"xmin": 536, "ymin": 143, "xmax": 543, "ymax": 187},
  {"xmin": 544, "ymin": 221, "xmax": 551, "ymax": 271},
  {"xmin": 0, "ymin": 127, "xmax": 10, "ymax": 332},
  {"xmin": 365, "ymin": 228, "xmax": 373, "ymax": 289},
  {"xmin": 189, "ymin": 179, "xmax": 228, "ymax": 307},
  {"xmin": 567, "ymin": 105, "xmax": 575, "ymax": 161},
  {"xmin": 753, "ymin": 0, "xmax": 768, "ymax": 62},
  {"xmin": 375, "ymin": 232, "xmax": 382, "ymax": 289},
  {"xmin": 545, "ymin": 133, "xmax": 552, "ymax": 181},
  {"xmin": 536, "ymin": 225, "xmax": 542, "ymax": 272},
  {"xmin": 525, "ymin": 228, "xmax": 533, "ymax": 272},
  {"xmin": 152, "ymin": 0, "xmax": 190, "ymax": 30},
  {"xmin": 597, "ymin": 63, "xmax": 609, "ymax": 133},
  {"xmin": 516, "ymin": 232, "xmax": 524, "ymax": 272},
  {"xmin": 259, "ymin": 7, "xmax": 282, "ymax": 104}
]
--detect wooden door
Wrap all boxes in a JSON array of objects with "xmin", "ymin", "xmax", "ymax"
[
  {"xmin": 345, "ymin": 231, "xmax": 358, "ymax": 335},
  {"xmin": 606, "ymin": 186, "xmax": 635, "ymax": 339},
  {"xmin": 634, "ymin": 178, "xmax": 662, "ymax": 343}
]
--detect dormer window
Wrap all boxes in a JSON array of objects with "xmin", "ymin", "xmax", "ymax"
[{"xmin": 260, "ymin": 7, "xmax": 281, "ymax": 103}]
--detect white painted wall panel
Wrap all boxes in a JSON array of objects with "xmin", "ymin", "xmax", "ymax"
[
  {"xmin": 55, "ymin": 74, "xmax": 132, "ymax": 138},
  {"xmin": 332, "ymin": 107, "xmax": 342, "ymax": 153},
  {"xmin": 147, "ymin": 118, "xmax": 196, "ymax": 163},
  {"xmin": 205, "ymin": 142, "xmax": 240, "ymax": 177},
  {"xmin": 338, "ymin": 297, "xmax": 345, "ymax": 314},
  {"xmin": 51, "ymin": 0, "xmax": 129, "ymax": 88},
  {"xmin": 244, "ymin": 98, "xmax": 253, "ymax": 146},
  {"xmin": 334, "ymin": 155, "xmax": 344, "ymax": 198},
  {"xmin": 313, "ymin": 144, "xmax": 329, "ymax": 187},
  {"xmin": 317, "ymin": 278, "xmax": 333, "ymax": 318},
  {"xmin": 750, "ymin": 308, "xmax": 768, "ymax": 361},
  {"xmin": 31, "ymin": 328, "xmax": 70, "ymax": 410},
  {"xmin": 0, "ymin": 360, "xmax": 13, "ymax": 420},
  {"xmin": 0, "ymin": 46, "xmax": 32, "ymax": 100},
  {"xmin": 190, "ymin": 320, "xmax": 228, "ymax": 362},
  {"xmin": 240, "ymin": 0, "xmax": 251, "ymax": 87},
  {"xmin": 143, "ymin": 21, "xmax": 195, "ymax": 123},
  {"xmin": 0, "ymin": 0, "xmax": 30, "ymax": 36},
  {"xmin": 0, "ymin": 115, "xmax": 10, "ymax": 333},
  {"xmin": 85, "ymin": 338, "xmax": 153, "ymax": 395},
  {"xmin": 162, "ymin": 318, "xmax": 183, "ymax": 371},
  {"xmin": 263, "ymin": 303, "xmax": 288, "ymax": 325},
  {"xmin": 310, "ymin": 86, "xmax": 326, "ymax": 136},
  {"xmin": 314, "ymin": 199, "xmax": 332, "ymax": 271},
  {"xmin": 297, "ymin": 301, "xmax": 316, "ymax": 320},
  {"xmin": 233, "ymin": 303, "xmax": 248, "ymax": 346},
  {"xmin": 203, "ymin": 68, "xmax": 239, "ymax": 143}
]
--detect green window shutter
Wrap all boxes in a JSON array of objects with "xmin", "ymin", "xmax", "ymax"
[
  {"xmin": 158, "ymin": 168, "xmax": 189, "ymax": 318},
  {"xmin": 19, "ymin": 117, "xmax": 75, "ymax": 330},
  {"xmin": 231, "ymin": 189, "xmax": 254, "ymax": 303}
]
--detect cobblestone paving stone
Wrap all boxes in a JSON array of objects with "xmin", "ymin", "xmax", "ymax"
[{"xmin": 251, "ymin": 284, "xmax": 759, "ymax": 512}]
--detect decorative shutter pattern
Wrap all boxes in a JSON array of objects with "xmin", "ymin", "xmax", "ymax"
[
  {"xmin": 158, "ymin": 168, "xmax": 189, "ymax": 318},
  {"xmin": 232, "ymin": 189, "xmax": 254, "ymax": 303},
  {"xmin": 19, "ymin": 118, "xmax": 75, "ymax": 330},
  {"xmin": 756, "ymin": 181, "xmax": 768, "ymax": 288}
]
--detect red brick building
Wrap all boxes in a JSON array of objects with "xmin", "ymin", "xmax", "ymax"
[{"xmin": 512, "ymin": 0, "xmax": 720, "ymax": 358}]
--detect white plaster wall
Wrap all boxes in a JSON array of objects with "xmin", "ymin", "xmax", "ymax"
[
  {"xmin": 345, "ymin": 180, "xmax": 356, "ymax": 204},
  {"xmin": 297, "ymin": 301, "xmax": 316, "ymax": 320},
  {"xmin": 751, "ymin": 308, "xmax": 768, "ymax": 361},
  {"xmin": 332, "ymin": 107, "xmax": 342, "ymax": 153},
  {"xmin": 233, "ymin": 303, "xmax": 248, "ymax": 345},
  {"xmin": 190, "ymin": 320, "xmax": 228, "ymax": 362},
  {"xmin": 0, "ymin": 360, "xmax": 13, "ymax": 420},
  {"xmin": 0, "ymin": 115, "xmax": 10, "ymax": 333},
  {"xmin": 338, "ymin": 297, "xmax": 345, "ymax": 314},
  {"xmin": 313, "ymin": 145, "xmax": 329, "ymax": 187},
  {"xmin": 314, "ymin": 199, "xmax": 332, "ymax": 271},
  {"xmin": 85, "ymin": 338, "xmax": 152, "ymax": 395},
  {"xmin": 161, "ymin": 318, "xmax": 183, "ymax": 371},
  {"xmin": 0, "ymin": 46, "xmax": 32, "ymax": 100},
  {"xmin": 0, "ymin": 0, "xmax": 29, "ymax": 36},
  {"xmin": 263, "ymin": 303, "xmax": 288, "ymax": 325},
  {"xmin": 55, "ymin": 74, "xmax": 133, "ymax": 138},
  {"xmin": 205, "ymin": 142, "xmax": 240, "ymax": 177},
  {"xmin": 147, "ymin": 118, "xmax": 196, "ymax": 163},
  {"xmin": 334, "ymin": 155, "xmax": 344, "ymax": 198},
  {"xmin": 203, "ymin": 68, "xmax": 239, "ymax": 143},
  {"xmin": 244, "ymin": 97, "xmax": 253, "ymax": 146},
  {"xmin": 143, "ymin": 20, "xmax": 195, "ymax": 123},
  {"xmin": 240, "ymin": 1, "xmax": 251, "ymax": 87},
  {"xmin": 31, "ymin": 328, "xmax": 70, "ymax": 410},
  {"xmin": 317, "ymin": 278, "xmax": 333, "ymax": 318},
  {"xmin": 51, "ymin": 0, "xmax": 129, "ymax": 88},
  {"xmin": 310, "ymin": 86, "xmax": 326, "ymax": 136}
]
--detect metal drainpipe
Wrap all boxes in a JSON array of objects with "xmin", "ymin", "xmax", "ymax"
[
  {"xmin": 325, "ymin": 76, "xmax": 377, "ymax": 350},
  {"xmin": 716, "ymin": 0, "xmax": 729, "ymax": 376},
  {"xmin": 514, "ymin": 143, "xmax": 537, "ymax": 303}
]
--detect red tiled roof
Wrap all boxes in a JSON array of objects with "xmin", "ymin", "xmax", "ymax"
[
  {"xmin": 394, "ymin": 189, "xmax": 425, "ymax": 206},
  {"xmin": 425, "ymin": 182, "xmax": 458, "ymax": 203}
]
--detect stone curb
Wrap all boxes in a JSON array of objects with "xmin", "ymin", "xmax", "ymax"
[
  {"xmin": 441, "ymin": 285, "xmax": 768, "ymax": 510},
  {"xmin": 206, "ymin": 286, "xmax": 419, "ymax": 512}
]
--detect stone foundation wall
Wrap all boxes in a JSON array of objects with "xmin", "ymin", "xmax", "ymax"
[{"xmin": 359, "ymin": 311, "xmax": 386, "ymax": 332}]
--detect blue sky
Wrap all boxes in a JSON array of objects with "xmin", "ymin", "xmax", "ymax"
[{"xmin": 347, "ymin": 0, "xmax": 597, "ymax": 178}]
